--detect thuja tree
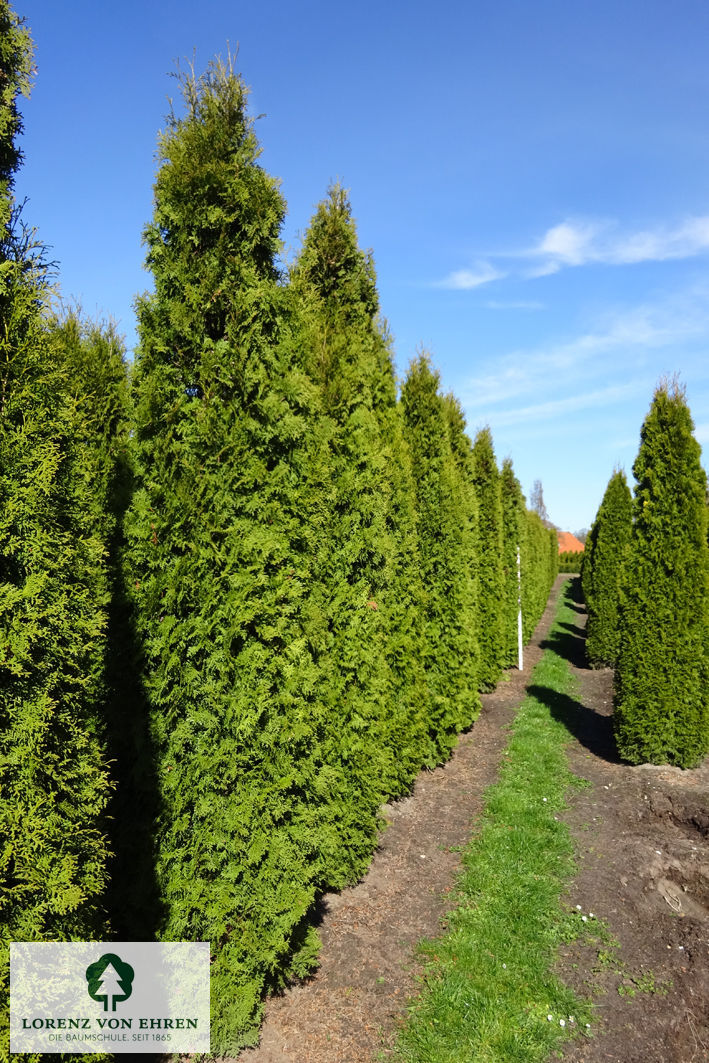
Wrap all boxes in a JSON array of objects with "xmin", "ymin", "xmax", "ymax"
[
  {"xmin": 0, "ymin": 9, "xmax": 120, "ymax": 1052},
  {"xmin": 0, "ymin": 0, "xmax": 29, "ymax": 230},
  {"xmin": 614, "ymin": 382, "xmax": 709, "ymax": 766},
  {"xmin": 49, "ymin": 312, "xmax": 140, "ymax": 933},
  {"xmin": 559, "ymin": 549, "xmax": 583, "ymax": 573},
  {"xmin": 584, "ymin": 470, "xmax": 632, "ymax": 667},
  {"xmin": 401, "ymin": 355, "xmax": 480, "ymax": 752},
  {"xmin": 522, "ymin": 511, "xmax": 557, "ymax": 640},
  {"xmin": 292, "ymin": 185, "xmax": 431, "ymax": 804},
  {"xmin": 125, "ymin": 59, "xmax": 350, "ymax": 1050},
  {"xmin": 441, "ymin": 392, "xmax": 480, "ymax": 691},
  {"xmin": 471, "ymin": 428, "xmax": 505, "ymax": 689},
  {"xmin": 500, "ymin": 458, "xmax": 526, "ymax": 666}
]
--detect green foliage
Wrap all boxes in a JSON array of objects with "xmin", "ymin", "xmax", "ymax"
[
  {"xmin": 522, "ymin": 512, "xmax": 558, "ymax": 641},
  {"xmin": 0, "ymin": 302, "xmax": 122, "ymax": 1055},
  {"xmin": 500, "ymin": 459, "xmax": 526, "ymax": 665},
  {"xmin": 0, "ymin": 7, "xmax": 121, "ymax": 1052},
  {"xmin": 124, "ymin": 56, "xmax": 334, "ymax": 1052},
  {"xmin": 0, "ymin": 0, "xmax": 33, "ymax": 231},
  {"xmin": 558, "ymin": 549, "xmax": 584, "ymax": 573},
  {"xmin": 614, "ymin": 382, "xmax": 709, "ymax": 766},
  {"xmin": 292, "ymin": 182, "xmax": 378, "ymax": 324},
  {"xmin": 584, "ymin": 470, "xmax": 631, "ymax": 666},
  {"xmin": 440, "ymin": 392, "xmax": 481, "ymax": 697},
  {"xmin": 401, "ymin": 356, "xmax": 480, "ymax": 751},
  {"xmin": 471, "ymin": 428, "xmax": 505, "ymax": 689},
  {"xmin": 0, "ymin": 31, "xmax": 568, "ymax": 1053},
  {"xmin": 292, "ymin": 184, "xmax": 431, "ymax": 797}
]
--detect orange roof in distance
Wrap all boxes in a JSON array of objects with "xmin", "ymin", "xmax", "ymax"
[{"xmin": 558, "ymin": 531, "xmax": 585, "ymax": 554}]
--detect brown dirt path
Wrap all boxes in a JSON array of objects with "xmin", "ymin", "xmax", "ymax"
[
  {"xmin": 554, "ymin": 577, "xmax": 709, "ymax": 1063},
  {"xmin": 235, "ymin": 577, "xmax": 569, "ymax": 1063},
  {"xmin": 237, "ymin": 576, "xmax": 709, "ymax": 1062}
]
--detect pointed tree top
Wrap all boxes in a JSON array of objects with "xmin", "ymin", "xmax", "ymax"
[{"xmin": 294, "ymin": 182, "xmax": 378, "ymax": 321}]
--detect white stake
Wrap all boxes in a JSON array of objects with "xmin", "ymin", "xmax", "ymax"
[{"xmin": 517, "ymin": 544, "xmax": 523, "ymax": 670}]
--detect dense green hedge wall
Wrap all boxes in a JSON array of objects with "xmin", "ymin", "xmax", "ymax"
[
  {"xmin": 558, "ymin": 549, "xmax": 583, "ymax": 572},
  {"xmin": 583, "ymin": 471, "xmax": 631, "ymax": 667},
  {"xmin": 292, "ymin": 183, "xmax": 431, "ymax": 800},
  {"xmin": 521, "ymin": 511, "xmax": 558, "ymax": 641},
  {"xmin": 0, "ymin": 27, "xmax": 564, "ymax": 1053},
  {"xmin": 500, "ymin": 459, "xmax": 526, "ymax": 665},
  {"xmin": 0, "ymin": 8, "xmax": 124, "ymax": 1058},
  {"xmin": 0, "ymin": 285, "xmax": 120, "ymax": 1063},
  {"xmin": 471, "ymin": 429, "xmax": 505, "ymax": 689},
  {"xmin": 614, "ymin": 384, "xmax": 709, "ymax": 767},
  {"xmin": 441, "ymin": 393, "xmax": 481, "ymax": 696},
  {"xmin": 401, "ymin": 357, "xmax": 480, "ymax": 752},
  {"xmin": 123, "ymin": 59, "xmax": 337, "ymax": 1050}
]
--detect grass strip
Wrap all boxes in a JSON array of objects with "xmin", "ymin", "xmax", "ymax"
[{"xmin": 392, "ymin": 580, "xmax": 592, "ymax": 1063}]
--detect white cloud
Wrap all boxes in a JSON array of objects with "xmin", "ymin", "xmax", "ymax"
[
  {"xmin": 537, "ymin": 220, "xmax": 600, "ymax": 264},
  {"xmin": 436, "ymin": 260, "xmax": 504, "ymax": 289},
  {"xmin": 487, "ymin": 382, "xmax": 641, "ymax": 427},
  {"xmin": 526, "ymin": 215, "xmax": 709, "ymax": 274},
  {"xmin": 436, "ymin": 213, "xmax": 709, "ymax": 290},
  {"xmin": 459, "ymin": 286, "xmax": 709, "ymax": 411},
  {"xmin": 526, "ymin": 261, "xmax": 561, "ymax": 278},
  {"xmin": 483, "ymin": 299, "xmax": 545, "ymax": 310}
]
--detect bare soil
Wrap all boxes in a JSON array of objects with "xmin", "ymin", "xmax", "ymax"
[
  {"xmin": 554, "ymin": 579, "xmax": 709, "ymax": 1063},
  {"xmin": 236, "ymin": 576, "xmax": 709, "ymax": 1063}
]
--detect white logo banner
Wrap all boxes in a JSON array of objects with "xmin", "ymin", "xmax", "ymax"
[{"xmin": 10, "ymin": 942, "xmax": 210, "ymax": 1054}]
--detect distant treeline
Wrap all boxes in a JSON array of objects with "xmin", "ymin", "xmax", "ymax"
[
  {"xmin": 558, "ymin": 549, "xmax": 584, "ymax": 572},
  {"xmin": 0, "ymin": 14, "xmax": 558, "ymax": 1055}
]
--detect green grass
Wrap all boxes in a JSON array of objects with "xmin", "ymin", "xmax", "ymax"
[{"xmin": 392, "ymin": 581, "xmax": 593, "ymax": 1062}]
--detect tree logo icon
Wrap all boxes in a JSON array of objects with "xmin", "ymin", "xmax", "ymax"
[{"xmin": 85, "ymin": 953, "xmax": 135, "ymax": 1012}]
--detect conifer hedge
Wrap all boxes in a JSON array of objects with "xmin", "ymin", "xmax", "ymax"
[
  {"xmin": 0, "ymin": 280, "xmax": 117, "ymax": 1063},
  {"xmin": 0, "ymin": 9, "xmax": 122, "ymax": 1056},
  {"xmin": 471, "ymin": 429, "xmax": 505, "ymax": 689},
  {"xmin": 584, "ymin": 470, "xmax": 631, "ymax": 667},
  {"xmin": 614, "ymin": 383, "xmax": 709, "ymax": 767},
  {"xmin": 521, "ymin": 511, "xmax": 558, "ymax": 640},
  {"xmin": 500, "ymin": 459, "xmax": 526, "ymax": 665},
  {"xmin": 292, "ymin": 184, "xmax": 431, "ymax": 800},
  {"xmin": 0, "ymin": 25, "xmax": 565, "ymax": 1050},
  {"xmin": 123, "ymin": 58, "xmax": 340, "ymax": 1049},
  {"xmin": 401, "ymin": 356, "xmax": 480, "ymax": 751},
  {"xmin": 558, "ymin": 549, "xmax": 583, "ymax": 572},
  {"xmin": 441, "ymin": 392, "xmax": 481, "ymax": 694}
]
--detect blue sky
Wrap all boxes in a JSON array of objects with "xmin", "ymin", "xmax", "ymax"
[{"xmin": 15, "ymin": 0, "xmax": 709, "ymax": 532}]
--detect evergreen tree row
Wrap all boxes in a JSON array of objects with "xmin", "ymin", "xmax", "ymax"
[
  {"xmin": 0, "ymin": 27, "xmax": 558, "ymax": 1055},
  {"xmin": 0, "ymin": 6, "xmax": 126, "ymax": 1058},
  {"xmin": 558, "ymin": 548, "xmax": 583, "ymax": 573},
  {"xmin": 582, "ymin": 383, "xmax": 709, "ymax": 768},
  {"xmin": 581, "ymin": 469, "xmax": 631, "ymax": 668}
]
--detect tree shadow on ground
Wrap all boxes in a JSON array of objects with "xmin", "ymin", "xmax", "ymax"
[
  {"xmin": 540, "ymin": 619, "xmax": 588, "ymax": 669},
  {"xmin": 533, "ymin": 576, "xmax": 620, "ymax": 763},
  {"xmin": 527, "ymin": 683, "xmax": 620, "ymax": 764},
  {"xmin": 566, "ymin": 574, "xmax": 585, "ymax": 605}
]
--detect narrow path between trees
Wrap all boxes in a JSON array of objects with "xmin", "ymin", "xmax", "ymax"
[
  {"xmin": 236, "ymin": 576, "xmax": 709, "ymax": 1063},
  {"xmin": 236, "ymin": 577, "xmax": 568, "ymax": 1063}
]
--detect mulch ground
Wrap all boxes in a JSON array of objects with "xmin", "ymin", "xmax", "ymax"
[{"xmin": 236, "ymin": 576, "xmax": 709, "ymax": 1063}]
